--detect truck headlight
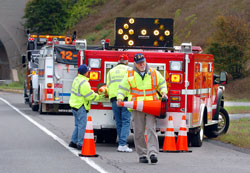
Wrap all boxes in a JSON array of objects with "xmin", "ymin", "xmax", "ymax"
[
  {"xmin": 170, "ymin": 61, "xmax": 182, "ymax": 71},
  {"xmin": 88, "ymin": 58, "xmax": 101, "ymax": 68}
]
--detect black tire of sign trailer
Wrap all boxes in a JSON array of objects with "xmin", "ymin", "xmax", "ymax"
[
  {"xmin": 204, "ymin": 107, "xmax": 229, "ymax": 138},
  {"xmin": 95, "ymin": 130, "xmax": 104, "ymax": 143},
  {"xmin": 190, "ymin": 121, "xmax": 204, "ymax": 147},
  {"xmin": 104, "ymin": 129, "xmax": 117, "ymax": 144}
]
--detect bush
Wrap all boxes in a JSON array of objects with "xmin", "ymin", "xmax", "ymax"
[{"xmin": 206, "ymin": 15, "xmax": 250, "ymax": 79}]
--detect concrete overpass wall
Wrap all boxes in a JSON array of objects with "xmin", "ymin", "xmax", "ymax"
[{"xmin": 0, "ymin": 0, "xmax": 28, "ymax": 81}]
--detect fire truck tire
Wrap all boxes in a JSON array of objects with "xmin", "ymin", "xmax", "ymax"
[
  {"xmin": 31, "ymin": 104, "xmax": 39, "ymax": 111},
  {"xmin": 205, "ymin": 107, "xmax": 229, "ymax": 138},
  {"xmin": 217, "ymin": 107, "xmax": 230, "ymax": 135},
  {"xmin": 190, "ymin": 121, "xmax": 204, "ymax": 147}
]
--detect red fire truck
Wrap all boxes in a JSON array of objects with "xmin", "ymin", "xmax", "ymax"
[{"xmin": 78, "ymin": 17, "xmax": 229, "ymax": 146}]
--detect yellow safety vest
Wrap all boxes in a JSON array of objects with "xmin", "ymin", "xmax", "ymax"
[
  {"xmin": 106, "ymin": 64, "xmax": 129, "ymax": 99},
  {"xmin": 117, "ymin": 65, "xmax": 168, "ymax": 102},
  {"xmin": 69, "ymin": 74, "xmax": 100, "ymax": 110}
]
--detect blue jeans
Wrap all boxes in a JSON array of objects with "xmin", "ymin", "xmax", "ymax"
[
  {"xmin": 71, "ymin": 106, "xmax": 87, "ymax": 147},
  {"xmin": 112, "ymin": 101, "xmax": 131, "ymax": 146}
]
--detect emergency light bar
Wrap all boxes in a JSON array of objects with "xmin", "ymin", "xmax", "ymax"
[
  {"xmin": 29, "ymin": 35, "xmax": 66, "ymax": 39},
  {"xmin": 114, "ymin": 17, "xmax": 174, "ymax": 48}
]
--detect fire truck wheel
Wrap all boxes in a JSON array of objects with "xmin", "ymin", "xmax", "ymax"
[
  {"xmin": 217, "ymin": 107, "xmax": 230, "ymax": 135},
  {"xmin": 205, "ymin": 107, "xmax": 229, "ymax": 138},
  {"xmin": 31, "ymin": 103, "xmax": 39, "ymax": 111},
  {"xmin": 190, "ymin": 121, "xmax": 204, "ymax": 147}
]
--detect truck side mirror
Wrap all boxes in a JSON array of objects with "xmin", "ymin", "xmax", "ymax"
[{"xmin": 219, "ymin": 71, "xmax": 227, "ymax": 84}]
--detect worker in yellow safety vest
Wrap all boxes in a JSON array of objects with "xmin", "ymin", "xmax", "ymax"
[
  {"xmin": 117, "ymin": 53, "xmax": 168, "ymax": 164},
  {"xmin": 107, "ymin": 54, "xmax": 132, "ymax": 153},
  {"xmin": 69, "ymin": 64, "xmax": 104, "ymax": 150}
]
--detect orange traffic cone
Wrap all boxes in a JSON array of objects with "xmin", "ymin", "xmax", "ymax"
[
  {"xmin": 120, "ymin": 99, "xmax": 167, "ymax": 119},
  {"xmin": 176, "ymin": 115, "xmax": 191, "ymax": 152},
  {"xmin": 79, "ymin": 116, "xmax": 99, "ymax": 157},
  {"xmin": 161, "ymin": 115, "xmax": 177, "ymax": 152}
]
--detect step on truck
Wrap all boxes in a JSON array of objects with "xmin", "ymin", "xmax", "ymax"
[{"xmin": 78, "ymin": 17, "xmax": 229, "ymax": 146}]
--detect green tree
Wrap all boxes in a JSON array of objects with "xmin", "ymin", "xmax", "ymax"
[
  {"xmin": 206, "ymin": 15, "xmax": 250, "ymax": 79},
  {"xmin": 23, "ymin": 0, "xmax": 69, "ymax": 35}
]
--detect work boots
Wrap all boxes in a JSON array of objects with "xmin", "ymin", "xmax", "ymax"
[
  {"xmin": 139, "ymin": 156, "xmax": 149, "ymax": 163},
  {"xmin": 150, "ymin": 154, "xmax": 158, "ymax": 164}
]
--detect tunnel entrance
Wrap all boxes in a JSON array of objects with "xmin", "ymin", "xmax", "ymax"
[{"xmin": 0, "ymin": 40, "xmax": 11, "ymax": 80}]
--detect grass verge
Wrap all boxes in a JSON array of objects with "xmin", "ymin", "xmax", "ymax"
[
  {"xmin": 216, "ymin": 118, "xmax": 250, "ymax": 149},
  {"xmin": 0, "ymin": 82, "xmax": 23, "ymax": 90},
  {"xmin": 225, "ymin": 106, "xmax": 250, "ymax": 114}
]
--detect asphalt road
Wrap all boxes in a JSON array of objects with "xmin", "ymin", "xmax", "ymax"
[{"xmin": 1, "ymin": 91, "xmax": 250, "ymax": 173}]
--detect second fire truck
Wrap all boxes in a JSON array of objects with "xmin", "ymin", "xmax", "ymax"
[{"xmin": 22, "ymin": 33, "xmax": 79, "ymax": 113}]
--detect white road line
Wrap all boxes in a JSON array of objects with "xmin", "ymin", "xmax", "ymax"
[{"xmin": 0, "ymin": 97, "xmax": 108, "ymax": 173}]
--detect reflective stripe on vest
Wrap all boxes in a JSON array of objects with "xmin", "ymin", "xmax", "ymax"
[
  {"xmin": 158, "ymin": 80, "xmax": 165, "ymax": 87},
  {"xmin": 71, "ymin": 80, "xmax": 86, "ymax": 96},
  {"xmin": 84, "ymin": 91, "xmax": 97, "ymax": 101},
  {"xmin": 130, "ymin": 89, "xmax": 157, "ymax": 95},
  {"xmin": 118, "ymin": 85, "xmax": 130, "ymax": 92},
  {"xmin": 128, "ymin": 68, "xmax": 158, "ymax": 101},
  {"xmin": 107, "ymin": 72, "xmax": 123, "ymax": 88},
  {"xmin": 107, "ymin": 79, "xmax": 122, "ymax": 88}
]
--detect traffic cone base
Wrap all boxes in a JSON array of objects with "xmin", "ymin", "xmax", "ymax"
[
  {"xmin": 79, "ymin": 139, "xmax": 99, "ymax": 157},
  {"xmin": 79, "ymin": 116, "xmax": 99, "ymax": 157}
]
